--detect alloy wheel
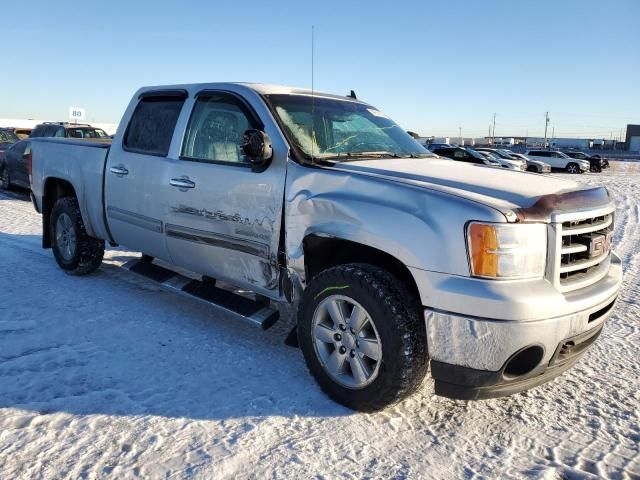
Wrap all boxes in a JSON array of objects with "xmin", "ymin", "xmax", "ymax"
[
  {"xmin": 311, "ymin": 295, "xmax": 382, "ymax": 389},
  {"xmin": 55, "ymin": 213, "xmax": 77, "ymax": 261}
]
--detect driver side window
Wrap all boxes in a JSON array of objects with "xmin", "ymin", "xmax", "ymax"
[{"xmin": 181, "ymin": 93, "xmax": 259, "ymax": 165}]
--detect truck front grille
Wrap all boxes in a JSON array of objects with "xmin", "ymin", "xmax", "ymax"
[{"xmin": 555, "ymin": 212, "xmax": 614, "ymax": 292}]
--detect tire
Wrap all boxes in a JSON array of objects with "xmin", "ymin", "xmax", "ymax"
[
  {"xmin": 566, "ymin": 163, "xmax": 579, "ymax": 174},
  {"xmin": 50, "ymin": 196, "xmax": 104, "ymax": 275},
  {"xmin": 0, "ymin": 163, "xmax": 11, "ymax": 190},
  {"xmin": 298, "ymin": 263, "xmax": 428, "ymax": 411}
]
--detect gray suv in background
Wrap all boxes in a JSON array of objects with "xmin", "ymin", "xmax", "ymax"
[{"xmin": 30, "ymin": 122, "xmax": 111, "ymax": 141}]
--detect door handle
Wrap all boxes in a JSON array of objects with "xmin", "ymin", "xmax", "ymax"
[
  {"xmin": 170, "ymin": 178, "xmax": 196, "ymax": 189},
  {"xmin": 110, "ymin": 166, "xmax": 129, "ymax": 176}
]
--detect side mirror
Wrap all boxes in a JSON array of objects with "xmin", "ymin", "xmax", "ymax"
[{"xmin": 242, "ymin": 129, "xmax": 272, "ymax": 169}]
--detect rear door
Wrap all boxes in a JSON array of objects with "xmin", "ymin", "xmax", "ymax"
[
  {"xmin": 6, "ymin": 141, "xmax": 30, "ymax": 187},
  {"xmin": 104, "ymin": 90, "xmax": 187, "ymax": 261},
  {"xmin": 162, "ymin": 90, "xmax": 287, "ymax": 297}
]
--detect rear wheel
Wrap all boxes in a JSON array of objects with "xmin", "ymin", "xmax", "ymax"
[
  {"xmin": 50, "ymin": 196, "xmax": 104, "ymax": 275},
  {"xmin": 298, "ymin": 264, "xmax": 428, "ymax": 411},
  {"xmin": 566, "ymin": 162, "xmax": 580, "ymax": 174}
]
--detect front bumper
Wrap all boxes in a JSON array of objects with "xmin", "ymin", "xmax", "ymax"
[
  {"xmin": 416, "ymin": 252, "xmax": 622, "ymax": 399},
  {"xmin": 431, "ymin": 323, "xmax": 604, "ymax": 399}
]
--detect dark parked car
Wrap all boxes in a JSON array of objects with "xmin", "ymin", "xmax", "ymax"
[
  {"xmin": 30, "ymin": 122, "xmax": 111, "ymax": 141},
  {"xmin": 565, "ymin": 151, "xmax": 605, "ymax": 172},
  {"xmin": 0, "ymin": 128, "xmax": 19, "ymax": 164},
  {"xmin": 431, "ymin": 146, "xmax": 498, "ymax": 166},
  {"xmin": 0, "ymin": 139, "xmax": 31, "ymax": 190},
  {"xmin": 426, "ymin": 143, "xmax": 452, "ymax": 151}
]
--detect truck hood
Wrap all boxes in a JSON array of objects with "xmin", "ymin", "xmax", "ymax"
[{"xmin": 331, "ymin": 157, "xmax": 610, "ymax": 221}]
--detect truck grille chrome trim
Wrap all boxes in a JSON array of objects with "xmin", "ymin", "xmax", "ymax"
[{"xmin": 551, "ymin": 211, "xmax": 615, "ymax": 292}]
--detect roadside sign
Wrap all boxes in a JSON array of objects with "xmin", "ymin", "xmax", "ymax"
[{"xmin": 69, "ymin": 107, "xmax": 85, "ymax": 122}]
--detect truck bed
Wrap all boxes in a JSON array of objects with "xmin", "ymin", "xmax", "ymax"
[{"xmin": 30, "ymin": 138, "xmax": 112, "ymax": 242}]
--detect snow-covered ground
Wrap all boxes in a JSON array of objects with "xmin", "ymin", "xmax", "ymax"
[{"xmin": 0, "ymin": 164, "xmax": 638, "ymax": 479}]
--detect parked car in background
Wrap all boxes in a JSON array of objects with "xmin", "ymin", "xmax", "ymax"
[
  {"xmin": 590, "ymin": 153, "xmax": 609, "ymax": 169},
  {"xmin": 526, "ymin": 150, "xmax": 589, "ymax": 174},
  {"xmin": 0, "ymin": 128, "xmax": 19, "ymax": 164},
  {"xmin": 13, "ymin": 128, "xmax": 32, "ymax": 139},
  {"xmin": 474, "ymin": 147, "xmax": 526, "ymax": 170},
  {"xmin": 509, "ymin": 152, "xmax": 551, "ymax": 174},
  {"xmin": 431, "ymin": 146, "xmax": 498, "ymax": 166},
  {"xmin": 565, "ymin": 151, "xmax": 604, "ymax": 173},
  {"xmin": 426, "ymin": 143, "xmax": 451, "ymax": 151},
  {"xmin": 30, "ymin": 122, "xmax": 111, "ymax": 141},
  {"xmin": 0, "ymin": 139, "xmax": 31, "ymax": 190}
]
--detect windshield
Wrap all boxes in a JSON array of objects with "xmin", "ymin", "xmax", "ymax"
[
  {"xmin": 0, "ymin": 130, "xmax": 19, "ymax": 144},
  {"xmin": 487, "ymin": 149, "xmax": 512, "ymax": 159},
  {"xmin": 267, "ymin": 94, "xmax": 432, "ymax": 161},
  {"xmin": 465, "ymin": 148, "xmax": 489, "ymax": 160},
  {"xmin": 67, "ymin": 128, "xmax": 109, "ymax": 139}
]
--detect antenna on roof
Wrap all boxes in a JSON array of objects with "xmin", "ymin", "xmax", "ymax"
[
  {"xmin": 348, "ymin": 90, "xmax": 357, "ymax": 99},
  {"xmin": 311, "ymin": 25, "xmax": 316, "ymax": 162}
]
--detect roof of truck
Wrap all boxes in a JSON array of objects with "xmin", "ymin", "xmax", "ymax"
[{"xmin": 136, "ymin": 82, "xmax": 367, "ymax": 104}]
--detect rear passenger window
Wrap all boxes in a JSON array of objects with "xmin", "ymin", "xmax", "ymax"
[
  {"xmin": 124, "ymin": 95, "xmax": 186, "ymax": 156},
  {"xmin": 181, "ymin": 92, "xmax": 260, "ymax": 165}
]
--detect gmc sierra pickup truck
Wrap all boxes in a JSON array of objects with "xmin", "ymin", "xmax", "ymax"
[{"xmin": 29, "ymin": 83, "xmax": 622, "ymax": 411}]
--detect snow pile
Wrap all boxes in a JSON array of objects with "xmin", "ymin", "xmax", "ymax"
[{"xmin": 0, "ymin": 164, "xmax": 638, "ymax": 478}]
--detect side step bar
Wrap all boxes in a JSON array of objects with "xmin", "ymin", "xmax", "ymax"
[{"xmin": 122, "ymin": 258, "xmax": 279, "ymax": 330}]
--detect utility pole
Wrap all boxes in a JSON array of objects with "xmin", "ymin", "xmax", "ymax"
[
  {"xmin": 491, "ymin": 113, "xmax": 496, "ymax": 145},
  {"xmin": 543, "ymin": 112, "xmax": 550, "ymax": 149},
  {"xmin": 458, "ymin": 126, "xmax": 462, "ymax": 146}
]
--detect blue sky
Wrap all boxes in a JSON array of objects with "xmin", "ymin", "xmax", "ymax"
[{"xmin": 2, "ymin": 0, "xmax": 638, "ymax": 138}]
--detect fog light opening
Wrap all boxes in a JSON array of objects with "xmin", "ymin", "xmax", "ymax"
[{"xmin": 503, "ymin": 345, "xmax": 544, "ymax": 379}]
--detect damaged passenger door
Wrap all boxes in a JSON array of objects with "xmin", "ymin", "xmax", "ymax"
[{"xmin": 163, "ymin": 90, "xmax": 286, "ymax": 298}]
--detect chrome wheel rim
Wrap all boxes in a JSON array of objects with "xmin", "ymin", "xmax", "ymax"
[
  {"xmin": 311, "ymin": 294, "xmax": 382, "ymax": 389},
  {"xmin": 568, "ymin": 165, "xmax": 577, "ymax": 173},
  {"xmin": 55, "ymin": 213, "xmax": 76, "ymax": 261}
]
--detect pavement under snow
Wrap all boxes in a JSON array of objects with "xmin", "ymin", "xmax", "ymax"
[{"xmin": 0, "ymin": 163, "xmax": 639, "ymax": 479}]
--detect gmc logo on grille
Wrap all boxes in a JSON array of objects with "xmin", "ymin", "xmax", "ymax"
[{"xmin": 590, "ymin": 232, "xmax": 613, "ymax": 258}]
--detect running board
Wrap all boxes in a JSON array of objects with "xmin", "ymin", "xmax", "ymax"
[{"xmin": 122, "ymin": 258, "xmax": 279, "ymax": 330}]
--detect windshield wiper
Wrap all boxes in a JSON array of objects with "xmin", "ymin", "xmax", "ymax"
[{"xmin": 313, "ymin": 151, "xmax": 408, "ymax": 162}]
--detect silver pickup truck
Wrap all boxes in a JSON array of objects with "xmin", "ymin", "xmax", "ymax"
[{"xmin": 29, "ymin": 83, "xmax": 622, "ymax": 411}]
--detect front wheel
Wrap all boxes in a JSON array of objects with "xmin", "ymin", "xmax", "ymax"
[
  {"xmin": 566, "ymin": 162, "xmax": 580, "ymax": 174},
  {"xmin": 50, "ymin": 196, "xmax": 105, "ymax": 275},
  {"xmin": 298, "ymin": 264, "xmax": 428, "ymax": 411}
]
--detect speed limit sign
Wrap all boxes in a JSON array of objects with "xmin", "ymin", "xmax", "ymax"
[{"xmin": 69, "ymin": 107, "xmax": 85, "ymax": 121}]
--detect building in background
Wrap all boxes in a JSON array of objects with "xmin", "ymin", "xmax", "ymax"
[{"xmin": 625, "ymin": 124, "xmax": 640, "ymax": 152}]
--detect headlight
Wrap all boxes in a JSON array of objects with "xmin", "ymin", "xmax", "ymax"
[{"xmin": 467, "ymin": 222, "xmax": 547, "ymax": 279}]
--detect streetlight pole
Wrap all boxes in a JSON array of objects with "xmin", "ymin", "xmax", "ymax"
[{"xmin": 543, "ymin": 112, "xmax": 550, "ymax": 149}]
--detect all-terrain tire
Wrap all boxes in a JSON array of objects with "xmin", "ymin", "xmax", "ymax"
[
  {"xmin": 298, "ymin": 263, "xmax": 428, "ymax": 411},
  {"xmin": 50, "ymin": 196, "xmax": 104, "ymax": 275}
]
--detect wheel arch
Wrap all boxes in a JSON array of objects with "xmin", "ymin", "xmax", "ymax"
[
  {"xmin": 42, "ymin": 177, "xmax": 78, "ymax": 248},
  {"xmin": 302, "ymin": 234, "xmax": 422, "ymax": 306}
]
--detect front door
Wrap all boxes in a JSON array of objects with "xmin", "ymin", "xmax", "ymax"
[
  {"xmin": 163, "ymin": 90, "xmax": 287, "ymax": 298},
  {"xmin": 104, "ymin": 91, "xmax": 187, "ymax": 261}
]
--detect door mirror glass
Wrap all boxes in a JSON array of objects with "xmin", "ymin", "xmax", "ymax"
[{"xmin": 241, "ymin": 129, "xmax": 273, "ymax": 168}]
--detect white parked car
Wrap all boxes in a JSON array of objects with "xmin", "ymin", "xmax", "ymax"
[
  {"xmin": 474, "ymin": 148, "xmax": 526, "ymax": 171},
  {"xmin": 525, "ymin": 150, "xmax": 589, "ymax": 174}
]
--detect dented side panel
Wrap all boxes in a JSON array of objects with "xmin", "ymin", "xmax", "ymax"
[
  {"xmin": 283, "ymin": 161, "xmax": 505, "ymax": 301},
  {"xmin": 160, "ymin": 86, "xmax": 289, "ymax": 298}
]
